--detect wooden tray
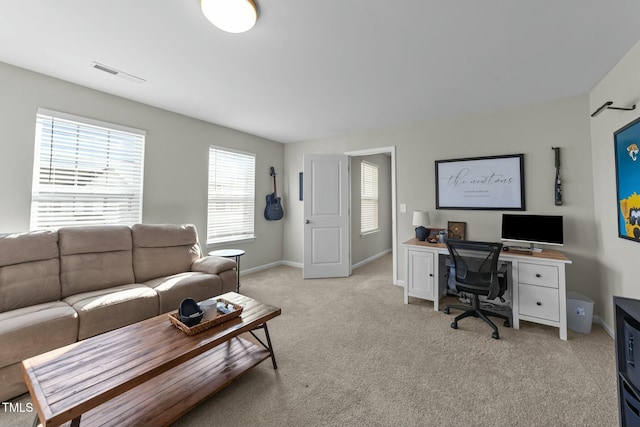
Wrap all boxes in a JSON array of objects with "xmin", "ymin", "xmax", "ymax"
[{"xmin": 169, "ymin": 298, "xmax": 243, "ymax": 336}]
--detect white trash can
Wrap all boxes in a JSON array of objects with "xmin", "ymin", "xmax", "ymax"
[{"xmin": 566, "ymin": 292, "xmax": 594, "ymax": 334}]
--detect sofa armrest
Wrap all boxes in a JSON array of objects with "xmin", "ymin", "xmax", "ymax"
[{"xmin": 191, "ymin": 256, "xmax": 236, "ymax": 274}]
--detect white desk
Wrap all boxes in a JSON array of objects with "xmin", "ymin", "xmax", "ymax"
[{"xmin": 402, "ymin": 238, "xmax": 573, "ymax": 340}]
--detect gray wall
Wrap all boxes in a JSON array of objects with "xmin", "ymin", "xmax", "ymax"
[
  {"xmin": 2, "ymin": 54, "xmax": 625, "ymax": 330},
  {"xmin": 589, "ymin": 40, "xmax": 640, "ymax": 329},
  {"xmin": 0, "ymin": 62, "xmax": 284, "ymax": 271},
  {"xmin": 283, "ymin": 95, "xmax": 600, "ymax": 321},
  {"xmin": 351, "ymin": 154, "xmax": 392, "ymax": 265}
]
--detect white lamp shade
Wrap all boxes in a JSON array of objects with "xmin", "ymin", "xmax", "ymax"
[
  {"xmin": 412, "ymin": 211, "xmax": 431, "ymax": 227},
  {"xmin": 201, "ymin": 0, "xmax": 258, "ymax": 33}
]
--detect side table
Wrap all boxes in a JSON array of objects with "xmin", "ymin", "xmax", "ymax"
[{"xmin": 209, "ymin": 249, "xmax": 245, "ymax": 293}]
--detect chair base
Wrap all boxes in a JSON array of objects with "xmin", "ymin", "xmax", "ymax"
[{"xmin": 444, "ymin": 298, "xmax": 511, "ymax": 339}]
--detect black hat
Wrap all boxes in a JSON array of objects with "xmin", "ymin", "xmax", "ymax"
[{"xmin": 178, "ymin": 298, "xmax": 204, "ymax": 327}]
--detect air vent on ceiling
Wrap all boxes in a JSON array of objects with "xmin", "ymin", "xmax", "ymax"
[{"xmin": 91, "ymin": 62, "xmax": 145, "ymax": 84}]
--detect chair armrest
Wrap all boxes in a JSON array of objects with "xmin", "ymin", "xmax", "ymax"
[{"xmin": 191, "ymin": 256, "xmax": 237, "ymax": 274}]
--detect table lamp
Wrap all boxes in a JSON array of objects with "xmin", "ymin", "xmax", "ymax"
[{"xmin": 412, "ymin": 210, "xmax": 431, "ymax": 241}]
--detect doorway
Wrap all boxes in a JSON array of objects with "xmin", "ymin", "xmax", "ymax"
[{"xmin": 346, "ymin": 146, "xmax": 397, "ymax": 284}]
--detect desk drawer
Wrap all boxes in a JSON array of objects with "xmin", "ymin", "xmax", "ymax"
[
  {"xmin": 518, "ymin": 283, "xmax": 559, "ymax": 322},
  {"xmin": 518, "ymin": 262, "xmax": 559, "ymax": 288}
]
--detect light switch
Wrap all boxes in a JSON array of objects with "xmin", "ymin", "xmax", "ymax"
[{"xmin": 400, "ymin": 204, "xmax": 407, "ymax": 213}]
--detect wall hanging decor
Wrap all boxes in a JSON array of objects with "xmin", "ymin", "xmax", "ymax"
[
  {"xmin": 447, "ymin": 221, "xmax": 466, "ymax": 240},
  {"xmin": 615, "ymin": 116, "xmax": 640, "ymax": 242},
  {"xmin": 552, "ymin": 147, "xmax": 562, "ymax": 206},
  {"xmin": 435, "ymin": 154, "xmax": 525, "ymax": 210}
]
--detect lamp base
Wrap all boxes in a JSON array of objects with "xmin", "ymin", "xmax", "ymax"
[{"xmin": 415, "ymin": 226, "xmax": 429, "ymax": 241}]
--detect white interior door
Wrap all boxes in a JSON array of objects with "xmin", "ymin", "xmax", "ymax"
[{"xmin": 303, "ymin": 154, "xmax": 350, "ymax": 279}]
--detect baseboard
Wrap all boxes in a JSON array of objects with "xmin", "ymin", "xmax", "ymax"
[
  {"xmin": 241, "ymin": 261, "xmax": 289, "ymax": 276},
  {"xmin": 281, "ymin": 260, "xmax": 303, "ymax": 269},
  {"xmin": 256, "ymin": 250, "xmax": 393, "ymax": 275},
  {"xmin": 352, "ymin": 249, "xmax": 392, "ymax": 270},
  {"xmin": 593, "ymin": 315, "xmax": 614, "ymax": 338}
]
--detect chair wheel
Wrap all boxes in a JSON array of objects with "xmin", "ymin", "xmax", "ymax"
[
  {"xmin": 504, "ymin": 320, "xmax": 511, "ymax": 327},
  {"xmin": 444, "ymin": 308, "xmax": 450, "ymax": 314},
  {"xmin": 451, "ymin": 322, "xmax": 458, "ymax": 329},
  {"xmin": 492, "ymin": 331, "xmax": 500, "ymax": 339}
]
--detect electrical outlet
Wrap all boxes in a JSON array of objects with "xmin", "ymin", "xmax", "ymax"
[{"xmin": 400, "ymin": 204, "xmax": 407, "ymax": 213}]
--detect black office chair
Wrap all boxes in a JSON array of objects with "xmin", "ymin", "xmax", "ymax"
[{"xmin": 443, "ymin": 240, "xmax": 511, "ymax": 339}]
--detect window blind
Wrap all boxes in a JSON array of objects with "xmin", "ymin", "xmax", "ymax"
[
  {"xmin": 30, "ymin": 109, "xmax": 145, "ymax": 229},
  {"xmin": 207, "ymin": 146, "xmax": 255, "ymax": 245},
  {"xmin": 361, "ymin": 160, "xmax": 379, "ymax": 234}
]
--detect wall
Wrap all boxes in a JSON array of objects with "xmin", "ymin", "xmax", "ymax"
[
  {"xmin": 283, "ymin": 95, "xmax": 601, "ymax": 319},
  {"xmin": 351, "ymin": 154, "xmax": 392, "ymax": 266},
  {"xmin": 589, "ymin": 40, "xmax": 640, "ymax": 329},
  {"xmin": 0, "ymin": 62, "xmax": 284, "ymax": 271}
]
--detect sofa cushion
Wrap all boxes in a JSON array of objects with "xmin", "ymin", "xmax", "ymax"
[
  {"xmin": 58, "ymin": 226, "xmax": 135, "ymax": 298},
  {"xmin": 132, "ymin": 223, "xmax": 200, "ymax": 248},
  {"xmin": 191, "ymin": 256, "xmax": 237, "ymax": 275},
  {"xmin": 58, "ymin": 225, "xmax": 132, "ymax": 255},
  {"xmin": 0, "ymin": 301, "xmax": 78, "ymax": 367},
  {"xmin": 219, "ymin": 269, "xmax": 239, "ymax": 294},
  {"xmin": 132, "ymin": 224, "xmax": 201, "ymax": 282},
  {"xmin": 0, "ymin": 230, "xmax": 59, "ymax": 267},
  {"xmin": 0, "ymin": 230, "xmax": 61, "ymax": 312},
  {"xmin": 143, "ymin": 272, "xmax": 222, "ymax": 313},
  {"xmin": 64, "ymin": 284, "xmax": 158, "ymax": 340},
  {"xmin": 0, "ymin": 362, "xmax": 28, "ymax": 402}
]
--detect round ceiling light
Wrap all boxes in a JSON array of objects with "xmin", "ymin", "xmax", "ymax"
[{"xmin": 201, "ymin": 0, "xmax": 258, "ymax": 34}]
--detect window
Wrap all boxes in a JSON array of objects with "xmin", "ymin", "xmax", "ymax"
[
  {"xmin": 30, "ymin": 109, "xmax": 145, "ymax": 229},
  {"xmin": 360, "ymin": 160, "xmax": 379, "ymax": 234},
  {"xmin": 207, "ymin": 146, "xmax": 255, "ymax": 245}
]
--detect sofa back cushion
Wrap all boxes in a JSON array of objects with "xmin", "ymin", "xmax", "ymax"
[
  {"xmin": 0, "ymin": 230, "xmax": 60, "ymax": 312},
  {"xmin": 132, "ymin": 224, "xmax": 201, "ymax": 283},
  {"xmin": 58, "ymin": 226, "xmax": 135, "ymax": 298}
]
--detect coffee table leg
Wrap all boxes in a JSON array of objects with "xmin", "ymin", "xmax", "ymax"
[
  {"xmin": 250, "ymin": 323, "xmax": 277, "ymax": 370},
  {"xmin": 71, "ymin": 415, "xmax": 81, "ymax": 427}
]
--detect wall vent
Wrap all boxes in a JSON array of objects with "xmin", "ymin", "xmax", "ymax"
[{"xmin": 91, "ymin": 62, "xmax": 145, "ymax": 84}]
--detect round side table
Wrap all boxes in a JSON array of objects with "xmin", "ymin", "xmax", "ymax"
[{"xmin": 209, "ymin": 249, "xmax": 245, "ymax": 293}]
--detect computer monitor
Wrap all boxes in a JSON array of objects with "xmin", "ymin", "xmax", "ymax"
[{"xmin": 501, "ymin": 214, "xmax": 564, "ymax": 249}]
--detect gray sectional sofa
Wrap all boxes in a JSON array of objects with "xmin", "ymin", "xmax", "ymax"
[{"xmin": 0, "ymin": 223, "xmax": 237, "ymax": 401}]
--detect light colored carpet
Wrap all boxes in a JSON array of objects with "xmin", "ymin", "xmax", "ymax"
[{"xmin": 3, "ymin": 253, "xmax": 617, "ymax": 426}]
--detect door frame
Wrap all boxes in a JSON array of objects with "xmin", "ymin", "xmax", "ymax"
[{"xmin": 345, "ymin": 146, "xmax": 398, "ymax": 284}]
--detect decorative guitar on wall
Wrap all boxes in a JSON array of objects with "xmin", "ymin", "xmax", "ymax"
[{"xmin": 264, "ymin": 167, "xmax": 284, "ymax": 221}]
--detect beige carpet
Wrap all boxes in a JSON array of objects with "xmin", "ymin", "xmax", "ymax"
[{"xmin": 4, "ymin": 253, "xmax": 617, "ymax": 426}]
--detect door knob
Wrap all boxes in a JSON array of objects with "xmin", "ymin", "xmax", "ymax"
[{"xmin": 305, "ymin": 220, "xmax": 310, "ymax": 224}]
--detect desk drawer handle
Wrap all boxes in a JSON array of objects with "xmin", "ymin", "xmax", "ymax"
[
  {"xmin": 535, "ymin": 273, "xmax": 542, "ymax": 278},
  {"xmin": 536, "ymin": 301, "xmax": 542, "ymax": 306}
]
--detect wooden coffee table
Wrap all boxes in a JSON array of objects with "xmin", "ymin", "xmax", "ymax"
[{"xmin": 22, "ymin": 292, "xmax": 280, "ymax": 427}]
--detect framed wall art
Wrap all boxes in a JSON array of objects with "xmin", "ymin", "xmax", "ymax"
[
  {"xmin": 614, "ymin": 116, "xmax": 640, "ymax": 242},
  {"xmin": 435, "ymin": 154, "xmax": 525, "ymax": 210},
  {"xmin": 447, "ymin": 221, "xmax": 466, "ymax": 240}
]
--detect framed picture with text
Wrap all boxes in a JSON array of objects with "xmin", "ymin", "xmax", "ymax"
[{"xmin": 435, "ymin": 154, "xmax": 525, "ymax": 210}]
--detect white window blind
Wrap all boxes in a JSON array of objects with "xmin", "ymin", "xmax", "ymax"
[
  {"xmin": 30, "ymin": 109, "xmax": 145, "ymax": 229},
  {"xmin": 361, "ymin": 160, "xmax": 379, "ymax": 234},
  {"xmin": 207, "ymin": 146, "xmax": 255, "ymax": 245}
]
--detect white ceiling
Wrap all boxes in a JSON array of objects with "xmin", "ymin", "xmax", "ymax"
[{"xmin": 1, "ymin": 1, "xmax": 640, "ymax": 143}]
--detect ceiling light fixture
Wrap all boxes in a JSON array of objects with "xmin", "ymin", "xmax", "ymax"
[{"xmin": 200, "ymin": 0, "xmax": 258, "ymax": 34}]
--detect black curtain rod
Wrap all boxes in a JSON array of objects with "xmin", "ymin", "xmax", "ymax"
[{"xmin": 591, "ymin": 101, "xmax": 636, "ymax": 117}]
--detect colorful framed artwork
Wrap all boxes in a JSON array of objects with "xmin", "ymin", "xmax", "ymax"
[
  {"xmin": 448, "ymin": 221, "xmax": 466, "ymax": 240},
  {"xmin": 615, "ymin": 116, "xmax": 640, "ymax": 242}
]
